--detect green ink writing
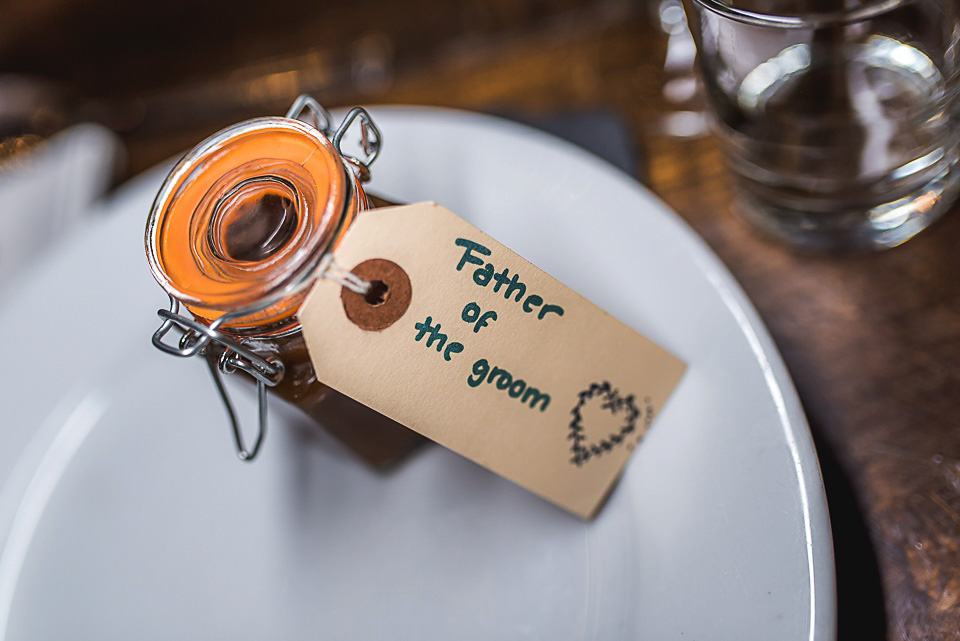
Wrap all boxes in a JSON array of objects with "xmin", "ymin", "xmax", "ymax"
[
  {"xmin": 461, "ymin": 302, "xmax": 498, "ymax": 333},
  {"xmin": 454, "ymin": 238, "xmax": 564, "ymax": 321},
  {"xmin": 414, "ymin": 315, "xmax": 463, "ymax": 361},
  {"xmin": 522, "ymin": 294, "xmax": 542, "ymax": 313},
  {"xmin": 466, "ymin": 358, "xmax": 550, "ymax": 412},
  {"xmin": 455, "ymin": 238, "xmax": 492, "ymax": 270}
]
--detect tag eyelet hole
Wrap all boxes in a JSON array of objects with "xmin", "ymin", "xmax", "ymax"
[{"xmin": 364, "ymin": 280, "xmax": 389, "ymax": 306}]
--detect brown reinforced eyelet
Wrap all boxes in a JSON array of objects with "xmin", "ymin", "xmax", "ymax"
[{"xmin": 340, "ymin": 258, "xmax": 412, "ymax": 331}]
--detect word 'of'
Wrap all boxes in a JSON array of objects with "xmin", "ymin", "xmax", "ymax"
[
  {"xmin": 461, "ymin": 302, "xmax": 497, "ymax": 333},
  {"xmin": 455, "ymin": 238, "xmax": 564, "ymax": 321}
]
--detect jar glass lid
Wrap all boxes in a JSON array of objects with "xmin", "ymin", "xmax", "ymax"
[{"xmin": 146, "ymin": 117, "xmax": 353, "ymax": 326}]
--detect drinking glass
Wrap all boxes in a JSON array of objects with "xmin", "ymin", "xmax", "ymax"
[{"xmin": 684, "ymin": 0, "xmax": 960, "ymax": 250}]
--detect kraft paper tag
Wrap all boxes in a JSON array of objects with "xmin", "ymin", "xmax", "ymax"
[{"xmin": 299, "ymin": 202, "xmax": 686, "ymax": 518}]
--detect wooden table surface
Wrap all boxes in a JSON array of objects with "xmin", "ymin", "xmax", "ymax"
[{"xmin": 2, "ymin": 1, "xmax": 958, "ymax": 638}]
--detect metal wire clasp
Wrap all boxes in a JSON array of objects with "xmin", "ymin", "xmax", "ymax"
[
  {"xmin": 153, "ymin": 296, "xmax": 284, "ymax": 461},
  {"xmin": 286, "ymin": 95, "xmax": 382, "ymax": 181}
]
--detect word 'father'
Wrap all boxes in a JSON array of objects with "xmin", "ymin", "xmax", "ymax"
[{"xmin": 455, "ymin": 238, "xmax": 565, "ymax": 320}]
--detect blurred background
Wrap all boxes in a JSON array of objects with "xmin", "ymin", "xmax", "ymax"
[
  {"xmin": 0, "ymin": 0, "xmax": 719, "ymax": 289},
  {"xmin": 0, "ymin": 0, "xmax": 710, "ymax": 178}
]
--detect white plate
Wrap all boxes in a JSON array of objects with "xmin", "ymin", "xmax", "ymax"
[{"xmin": 0, "ymin": 108, "xmax": 835, "ymax": 640}]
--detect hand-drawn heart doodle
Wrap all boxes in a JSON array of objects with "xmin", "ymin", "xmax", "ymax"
[{"xmin": 568, "ymin": 381, "xmax": 640, "ymax": 466}]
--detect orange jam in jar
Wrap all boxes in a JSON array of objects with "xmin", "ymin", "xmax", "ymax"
[{"xmin": 146, "ymin": 102, "xmax": 423, "ymax": 467}]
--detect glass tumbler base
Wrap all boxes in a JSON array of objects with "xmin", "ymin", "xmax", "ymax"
[{"xmin": 732, "ymin": 161, "xmax": 960, "ymax": 252}]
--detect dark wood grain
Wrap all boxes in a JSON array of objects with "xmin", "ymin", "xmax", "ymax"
[
  {"xmin": 2, "ymin": 2, "xmax": 958, "ymax": 638},
  {"xmin": 651, "ymin": 135, "xmax": 960, "ymax": 641}
]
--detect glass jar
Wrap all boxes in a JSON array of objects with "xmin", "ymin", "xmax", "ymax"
[{"xmin": 146, "ymin": 97, "xmax": 424, "ymax": 467}]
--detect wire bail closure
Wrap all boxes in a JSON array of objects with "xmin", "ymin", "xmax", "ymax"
[
  {"xmin": 286, "ymin": 95, "xmax": 382, "ymax": 181},
  {"xmin": 153, "ymin": 295, "xmax": 283, "ymax": 460},
  {"xmin": 150, "ymin": 95, "xmax": 377, "ymax": 461}
]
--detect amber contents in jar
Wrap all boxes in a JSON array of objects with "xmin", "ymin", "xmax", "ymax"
[{"xmin": 146, "ymin": 116, "xmax": 424, "ymax": 467}]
